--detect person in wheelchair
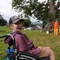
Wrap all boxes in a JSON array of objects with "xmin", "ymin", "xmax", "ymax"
[{"xmin": 6, "ymin": 16, "xmax": 55, "ymax": 60}]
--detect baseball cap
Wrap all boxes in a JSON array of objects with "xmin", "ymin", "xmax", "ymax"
[{"xmin": 9, "ymin": 16, "xmax": 25, "ymax": 25}]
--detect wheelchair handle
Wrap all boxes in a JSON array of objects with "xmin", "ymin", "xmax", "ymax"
[
  {"xmin": 0, "ymin": 35, "xmax": 7, "ymax": 38},
  {"xmin": 0, "ymin": 34, "xmax": 14, "ymax": 40}
]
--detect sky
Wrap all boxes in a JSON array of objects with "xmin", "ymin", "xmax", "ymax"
[{"xmin": 0, "ymin": 0, "xmax": 46, "ymax": 22}]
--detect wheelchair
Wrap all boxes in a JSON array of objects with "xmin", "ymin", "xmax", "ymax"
[{"xmin": 0, "ymin": 34, "xmax": 50, "ymax": 60}]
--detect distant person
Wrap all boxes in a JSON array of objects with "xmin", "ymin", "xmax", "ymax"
[
  {"xmin": 50, "ymin": 27, "xmax": 54, "ymax": 33},
  {"xmin": 54, "ymin": 20, "xmax": 59, "ymax": 35},
  {"xmin": 5, "ymin": 16, "xmax": 55, "ymax": 60}
]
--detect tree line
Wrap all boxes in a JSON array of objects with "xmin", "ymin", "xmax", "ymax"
[{"xmin": 0, "ymin": 15, "xmax": 7, "ymax": 26}]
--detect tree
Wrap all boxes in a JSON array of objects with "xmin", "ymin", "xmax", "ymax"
[
  {"xmin": 12, "ymin": 0, "xmax": 60, "ymax": 30},
  {"xmin": 23, "ymin": 19, "xmax": 31, "ymax": 27},
  {"xmin": 47, "ymin": 0, "xmax": 60, "ymax": 20},
  {"xmin": 45, "ymin": 0, "xmax": 60, "ymax": 31},
  {"xmin": 0, "ymin": 19, "xmax": 7, "ymax": 26},
  {"xmin": 0, "ymin": 15, "xmax": 7, "ymax": 26}
]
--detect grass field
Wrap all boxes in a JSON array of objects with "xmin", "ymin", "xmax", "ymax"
[{"xmin": 0, "ymin": 26, "xmax": 60, "ymax": 60}]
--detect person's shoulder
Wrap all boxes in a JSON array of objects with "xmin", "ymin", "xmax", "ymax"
[{"xmin": 13, "ymin": 33, "xmax": 22, "ymax": 39}]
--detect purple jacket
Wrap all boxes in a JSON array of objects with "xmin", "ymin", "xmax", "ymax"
[{"xmin": 4, "ymin": 32, "xmax": 41, "ymax": 55}]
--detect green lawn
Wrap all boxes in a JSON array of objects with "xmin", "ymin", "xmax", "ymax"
[{"xmin": 0, "ymin": 26, "xmax": 60, "ymax": 60}]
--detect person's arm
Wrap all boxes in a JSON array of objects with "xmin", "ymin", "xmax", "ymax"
[
  {"xmin": 26, "ymin": 40, "xmax": 41, "ymax": 55},
  {"xmin": 27, "ymin": 47, "xmax": 41, "ymax": 55}
]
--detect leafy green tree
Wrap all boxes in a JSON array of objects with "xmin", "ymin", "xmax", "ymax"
[
  {"xmin": 0, "ymin": 19, "xmax": 7, "ymax": 26},
  {"xmin": 23, "ymin": 19, "xmax": 31, "ymax": 27}
]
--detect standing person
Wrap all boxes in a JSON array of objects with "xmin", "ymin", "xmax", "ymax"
[
  {"xmin": 54, "ymin": 20, "xmax": 59, "ymax": 35},
  {"xmin": 8, "ymin": 16, "xmax": 55, "ymax": 60}
]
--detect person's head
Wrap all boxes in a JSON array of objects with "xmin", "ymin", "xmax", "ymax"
[{"xmin": 9, "ymin": 16, "xmax": 25, "ymax": 32}]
